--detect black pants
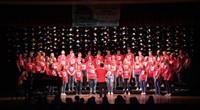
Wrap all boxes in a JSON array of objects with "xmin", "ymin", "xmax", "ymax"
[{"xmin": 98, "ymin": 82, "xmax": 107, "ymax": 97}]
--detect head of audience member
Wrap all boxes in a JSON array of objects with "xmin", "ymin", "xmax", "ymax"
[
  {"xmin": 129, "ymin": 97, "xmax": 140, "ymax": 105},
  {"xmin": 102, "ymin": 96, "xmax": 109, "ymax": 105},
  {"xmin": 145, "ymin": 95, "xmax": 155, "ymax": 105},
  {"xmin": 74, "ymin": 95, "xmax": 80, "ymax": 104},
  {"xmin": 114, "ymin": 95, "xmax": 126, "ymax": 104},
  {"xmin": 65, "ymin": 98, "xmax": 73, "ymax": 105},
  {"xmin": 80, "ymin": 98, "xmax": 85, "ymax": 104}
]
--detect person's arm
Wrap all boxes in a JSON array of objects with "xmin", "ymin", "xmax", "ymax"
[
  {"xmin": 132, "ymin": 65, "xmax": 135, "ymax": 78},
  {"xmin": 167, "ymin": 73, "xmax": 172, "ymax": 81},
  {"xmin": 16, "ymin": 61, "xmax": 21, "ymax": 72}
]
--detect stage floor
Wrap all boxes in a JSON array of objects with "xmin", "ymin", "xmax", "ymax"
[{"xmin": 2, "ymin": 94, "xmax": 200, "ymax": 105}]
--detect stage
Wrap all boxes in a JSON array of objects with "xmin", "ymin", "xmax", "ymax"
[{"xmin": 2, "ymin": 93, "xmax": 200, "ymax": 104}]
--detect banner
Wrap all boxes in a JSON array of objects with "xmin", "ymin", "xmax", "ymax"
[{"xmin": 72, "ymin": 5, "xmax": 120, "ymax": 27}]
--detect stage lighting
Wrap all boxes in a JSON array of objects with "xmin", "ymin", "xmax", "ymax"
[
  {"xmin": 133, "ymin": 33, "xmax": 135, "ymax": 35},
  {"xmin": 139, "ymin": 33, "xmax": 142, "ymax": 36},
  {"xmin": 94, "ymin": 33, "xmax": 97, "ymax": 36},
  {"xmin": 69, "ymin": 33, "xmax": 72, "ymax": 36}
]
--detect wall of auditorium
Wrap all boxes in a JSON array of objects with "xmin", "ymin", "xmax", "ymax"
[{"xmin": 0, "ymin": 3, "xmax": 199, "ymax": 26}]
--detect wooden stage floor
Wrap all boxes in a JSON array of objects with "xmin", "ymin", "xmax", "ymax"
[{"xmin": 2, "ymin": 94, "xmax": 200, "ymax": 105}]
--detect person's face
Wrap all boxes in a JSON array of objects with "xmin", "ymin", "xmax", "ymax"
[
  {"xmin": 78, "ymin": 53, "xmax": 82, "ymax": 57},
  {"xmin": 70, "ymin": 50, "xmax": 73, "ymax": 54},
  {"xmin": 163, "ymin": 51, "xmax": 166, "ymax": 55},
  {"xmin": 138, "ymin": 51, "xmax": 142, "ymax": 55},
  {"xmin": 71, "ymin": 53, "xmax": 75, "ymax": 57},
  {"xmin": 61, "ymin": 50, "xmax": 65, "ymax": 55},
  {"xmin": 88, "ymin": 51, "xmax": 91, "ymax": 55},
  {"xmin": 97, "ymin": 50, "xmax": 101, "ymax": 55},
  {"xmin": 107, "ymin": 51, "xmax": 110, "ymax": 55},
  {"xmin": 28, "ymin": 58, "xmax": 31, "ymax": 62},
  {"xmin": 51, "ymin": 53, "xmax": 54, "ymax": 57},
  {"xmin": 149, "ymin": 51, "xmax": 152, "ymax": 55},
  {"xmin": 127, "ymin": 49, "xmax": 131, "ymax": 53},
  {"xmin": 157, "ymin": 50, "xmax": 160, "ymax": 55},
  {"xmin": 117, "ymin": 51, "xmax": 120, "ymax": 54}
]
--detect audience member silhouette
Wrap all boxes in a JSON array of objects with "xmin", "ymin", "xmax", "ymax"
[
  {"xmin": 86, "ymin": 96, "xmax": 96, "ymax": 105},
  {"xmin": 65, "ymin": 98, "xmax": 73, "ymax": 105},
  {"xmin": 80, "ymin": 98, "xmax": 85, "ymax": 104},
  {"xmin": 102, "ymin": 95, "xmax": 109, "ymax": 105},
  {"xmin": 114, "ymin": 95, "xmax": 126, "ymax": 104},
  {"xmin": 129, "ymin": 97, "xmax": 140, "ymax": 105},
  {"xmin": 74, "ymin": 95, "xmax": 80, "ymax": 104},
  {"xmin": 145, "ymin": 95, "xmax": 155, "ymax": 105}
]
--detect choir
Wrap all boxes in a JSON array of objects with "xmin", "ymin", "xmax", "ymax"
[{"xmin": 16, "ymin": 48, "xmax": 191, "ymax": 96}]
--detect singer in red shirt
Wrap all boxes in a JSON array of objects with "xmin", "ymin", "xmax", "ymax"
[
  {"xmin": 96, "ymin": 63, "xmax": 107, "ymax": 97},
  {"xmin": 75, "ymin": 65, "xmax": 83, "ymax": 95},
  {"xmin": 139, "ymin": 65, "xmax": 148, "ymax": 95}
]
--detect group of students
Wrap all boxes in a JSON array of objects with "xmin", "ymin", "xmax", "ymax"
[{"xmin": 16, "ymin": 48, "xmax": 191, "ymax": 97}]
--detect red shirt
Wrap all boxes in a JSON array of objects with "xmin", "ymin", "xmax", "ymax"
[
  {"xmin": 148, "ymin": 55, "xmax": 154, "ymax": 63},
  {"xmin": 86, "ymin": 61, "xmax": 94, "ymax": 68},
  {"xmin": 81, "ymin": 63, "xmax": 87, "ymax": 71},
  {"xmin": 104, "ymin": 55, "xmax": 112, "ymax": 65},
  {"xmin": 87, "ymin": 68, "xmax": 97, "ymax": 79},
  {"xmin": 85, "ymin": 55, "xmax": 94, "ymax": 62},
  {"xmin": 163, "ymin": 66, "xmax": 172, "ymax": 80},
  {"xmin": 134, "ymin": 64, "xmax": 141, "ymax": 73},
  {"xmin": 17, "ymin": 59, "xmax": 25, "ymax": 68},
  {"xmin": 178, "ymin": 54, "xmax": 186, "ymax": 62},
  {"xmin": 107, "ymin": 70, "xmax": 113, "ymax": 76},
  {"xmin": 57, "ymin": 55, "xmax": 67, "ymax": 66},
  {"xmin": 26, "ymin": 62, "xmax": 33, "ymax": 72},
  {"xmin": 60, "ymin": 70, "xmax": 68, "ymax": 81},
  {"xmin": 68, "ymin": 58, "xmax": 76, "ymax": 66},
  {"xmin": 153, "ymin": 68, "xmax": 161, "ymax": 80},
  {"xmin": 40, "ymin": 61, "xmax": 46, "ymax": 70},
  {"xmin": 67, "ymin": 66, "xmax": 75, "ymax": 76},
  {"xmin": 96, "ymin": 68, "xmax": 107, "ymax": 82},
  {"xmin": 94, "ymin": 57, "xmax": 103, "ymax": 68},
  {"xmin": 174, "ymin": 61, "xmax": 182, "ymax": 73},
  {"xmin": 117, "ymin": 65, "xmax": 123, "ymax": 77},
  {"xmin": 125, "ymin": 52, "xmax": 135, "ymax": 60},
  {"xmin": 140, "ymin": 70, "xmax": 147, "ymax": 81},
  {"xmin": 149, "ymin": 65, "xmax": 155, "ymax": 77},
  {"xmin": 184, "ymin": 58, "xmax": 191, "ymax": 69},
  {"xmin": 138, "ymin": 55, "xmax": 144, "ymax": 62},
  {"xmin": 76, "ymin": 57, "xmax": 82, "ymax": 65},
  {"xmin": 33, "ymin": 65, "xmax": 42, "ymax": 73},
  {"xmin": 123, "ymin": 70, "xmax": 130, "ymax": 79},
  {"xmin": 115, "ymin": 54, "xmax": 124, "ymax": 65},
  {"xmin": 75, "ymin": 70, "xmax": 83, "ymax": 81},
  {"xmin": 45, "ymin": 67, "xmax": 51, "ymax": 76}
]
